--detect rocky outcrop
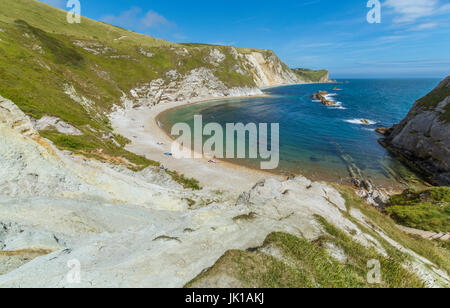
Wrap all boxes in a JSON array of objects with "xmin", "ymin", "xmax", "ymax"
[
  {"xmin": 243, "ymin": 51, "xmax": 303, "ymax": 87},
  {"xmin": 32, "ymin": 115, "xmax": 82, "ymax": 135},
  {"xmin": 118, "ymin": 49, "xmax": 305, "ymax": 109},
  {"xmin": 1, "ymin": 97, "xmax": 448, "ymax": 287},
  {"xmin": 120, "ymin": 68, "xmax": 263, "ymax": 108},
  {"xmin": 293, "ymin": 68, "xmax": 333, "ymax": 83},
  {"xmin": 381, "ymin": 77, "xmax": 450, "ymax": 186},
  {"xmin": 312, "ymin": 91, "xmax": 339, "ymax": 106}
]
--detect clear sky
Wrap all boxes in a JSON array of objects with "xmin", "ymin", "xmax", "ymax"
[{"xmin": 40, "ymin": 0, "xmax": 450, "ymax": 79}]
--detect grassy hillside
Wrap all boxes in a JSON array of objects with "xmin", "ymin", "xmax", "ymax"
[
  {"xmin": 188, "ymin": 186, "xmax": 450, "ymax": 288},
  {"xmin": 0, "ymin": 0, "xmax": 227, "ymax": 187},
  {"xmin": 293, "ymin": 68, "xmax": 329, "ymax": 83},
  {"xmin": 0, "ymin": 0, "xmax": 260, "ymax": 173},
  {"xmin": 387, "ymin": 187, "xmax": 450, "ymax": 233},
  {"xmin": 0, "ymin": 0, "xmax": 170, "ymax": 47},
  {"xmin": 415, "ymin": 76, "xmax": 450, "ymax": 123},
  {"xmin": 0, "ymin": 0, "xmax": 309, "ymax": 188}
]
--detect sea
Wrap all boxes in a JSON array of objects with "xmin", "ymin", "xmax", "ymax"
[{"xmin": 158, "ymin": 79, "xmax": 440, "ymax": 188}]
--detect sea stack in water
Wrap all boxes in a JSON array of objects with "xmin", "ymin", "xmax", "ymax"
[
  {"xmin": 380, "ymin": 76, "xmax": 450, "ymax": 186},
  {"xmin": 312, "ymin": 91, "xmax": 337, "ymax": 106}
]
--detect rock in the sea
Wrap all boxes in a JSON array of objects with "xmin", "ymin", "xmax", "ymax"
[
  {"xmin": 375, "ymin": 127, "xmax": 391, "ymax": 135},
  {"xmin": 312, "ymin": 91, "xmax": 337, "ymax": 106},
  {"xmin": 360, "ymin": 119, "xmax": 371, "ymax": 125},
  {"xmin": 381, "ymin": 76, "xmax": 450, "ymax": 186}
]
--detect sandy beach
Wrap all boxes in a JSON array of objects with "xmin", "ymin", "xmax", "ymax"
[{"xmin": 110, "ymin": 95, "xmax": 284, "ymax": 194}]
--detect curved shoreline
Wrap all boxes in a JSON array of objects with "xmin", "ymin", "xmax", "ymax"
[{"xmin": 110, "ymin": 94, "xmax": 285, "ymax": 194}]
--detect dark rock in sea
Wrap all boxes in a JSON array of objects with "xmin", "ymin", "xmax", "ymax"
[
  {"xmin": 312, "ymin": 91, "xmax": 337, "ymax": 106},
  {"xmin": 380, "ymin": 76, "xmax": 450, "ymax": 186},
  {"xmin": 375, "ymin": 127, "xmax": 392, "ymax": 136}
]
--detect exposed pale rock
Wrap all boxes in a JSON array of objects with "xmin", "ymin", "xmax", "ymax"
[
  {"xmin": 120, "ymin": 67, "xmax": 263, "ymax": 108},
  {"xmin": 139, "ymin": 47, "xmax": 153, "ymax": 57},
  {"xmin": 72, "ymin": 40, "xmax": 115, "ymax": 55},
  {"xmin": 34, "ymin": 115, "xmax": 83, "ymax": 135},
  {"xmin": 244, "ymin": 52, "xmax": 303, "ymax": 87},
  {"xmin": 0, "ymin": 96, "xmax": 39, "ymax": 139},
  {"xmin": 324, "ymin": 242, "xmax": 348, "ymax": 264},
  {"xmin": 1, "ymin": 97, "xmax": 448, "ymax": 288},
  {"xmin": 0, "ymin": 222, "xmax": 64, "ymax": 252},
  {"xmin": 207, "ymin": 49, "xmax": 226, "ymax": 66}
]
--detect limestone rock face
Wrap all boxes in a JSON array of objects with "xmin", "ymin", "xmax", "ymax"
[
  {"xmin": 117, "ymin": 50, "xmax": 306, "ymax": 109},
  {"xmin": 1, "ymin": 97, "xmax": 448, "ymax": 288},
  {"xmin": 383, "ymin": 77, "xmax": 450, "ymax": 185},
  {"xmin": 33, "ymin": 115, "xmax": 83, "ymax": 135}
]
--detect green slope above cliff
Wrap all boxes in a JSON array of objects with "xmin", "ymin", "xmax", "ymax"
[
  {"xmin": 415, "ymin": 76, "xmax": 450, "ymax": 123},
  {"xmin": 0, "ymin": 0, "xmax": 289, "ymax": 169},
  {"xmin": 293, "ymin": 68, "xmax": 330, "ymax": 83}
]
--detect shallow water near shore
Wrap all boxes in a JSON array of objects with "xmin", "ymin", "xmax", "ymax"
[{"xmin": 158, "ymin": 79, "xmax": 440, "ymax": 189}]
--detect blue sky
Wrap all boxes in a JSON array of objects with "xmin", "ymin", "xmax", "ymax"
[{"xmin": 40, "ymin": 0, "xmax": 450, "ymax": 78}]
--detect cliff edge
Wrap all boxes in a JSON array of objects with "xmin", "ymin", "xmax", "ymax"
[{"xmin": 381, "ymin": 76, "xmax": 450, "ymax": 186}]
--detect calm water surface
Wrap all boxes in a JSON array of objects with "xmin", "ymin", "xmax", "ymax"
[{"xmin": 158, "ymin": 79, "xmax": 440, "ymax": 188}]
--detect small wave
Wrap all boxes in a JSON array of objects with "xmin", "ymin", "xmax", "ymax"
[
  {"xmin": 312, "ymin": 99, "xmax": 321, "ymax": 103},
  {"xmin": 327, "ymin": 102, "xmax": 347, "ymax": 110},
  {"xmin": 345, "ymin": 119, "xmax": 377, "ymax": 125},
  {"xmin": 324, "ymin": 94, "xmax": 337, "ymax": 101}
]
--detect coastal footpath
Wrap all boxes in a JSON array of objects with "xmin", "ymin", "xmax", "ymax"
[{"xmin": 380, "ymin": 77, "xmax": 450, "ymax": 186}]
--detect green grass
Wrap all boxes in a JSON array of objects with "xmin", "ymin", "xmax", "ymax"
[
  {"xmin": 186, "ymin": 185, "xmax": 450, "ymax": 288},
  {"xmin": 166, "ymin": 170, "xmax": 202, "ymax": 190},
  {"xmin": 335, "ymin": 185, "xmax": 450, "ymax": 274},
  {"xmin": 0, "ymin": 0, "xmax": 276, "ymax": 181},
  {"xmin": 39, "ymin": 130, "xmax": 159, "ymax": 171},
  {"xmin": 386, "ymin": 187, "xmax": 450, "ymax": 233},
  {"xmin": 293, "ymin": 68, "xmax": 329, "ymax": 83},
  {"xmin": 415, "ymin": 77, "xmax": 450, "ymax": 123},
  {"xmin": 187, "ymin": 227, "xmax": 424, "ymax": 288}
]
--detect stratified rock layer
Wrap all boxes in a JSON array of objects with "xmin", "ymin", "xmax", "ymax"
[
  {"xmin": 1, "ymin": 97, "xmax": 448, "ymax": 287},
  {"xmin": 382, "ymin": 77, "xmax": 450, "ymax": 185}
]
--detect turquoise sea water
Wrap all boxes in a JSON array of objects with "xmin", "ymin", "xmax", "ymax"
[{"xmin": 158, "ymin": 79, "xmax": 440, "ymax": 187}]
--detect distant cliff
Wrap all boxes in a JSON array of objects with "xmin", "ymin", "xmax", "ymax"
[
  {"xmin": 381, "ymin": 76, "xmax": 450, "ymax": 186},
  {"xmin": 0, "ymin": 0, "xmax": 311, "ymax": 163},
  {"xmin": 293, "ymin": 68, "xmax": 332, "ymax": 83}
]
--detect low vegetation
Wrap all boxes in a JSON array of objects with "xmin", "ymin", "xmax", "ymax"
[
  {"xmin": 166, "ymin": 170, "xmax": 201, "ymax": 190},
  {"xmin": 293, "ymin": 68, "xmax": 329, "ymax": 83},
  {"xmin": 187, "ymin": 185, "xmax": 450, "ymax": 288},
  {"xmin": 415, "ymin": 77, "xmax": 450, "ymax": 123},
  {"xmin": 386, "ymin": 187, "xmax": 450, "ymax": 233},
  {"xmin": 337, "ymin": 186, "xmax": 450, "ymax": 274},
  {"xmin": 187, "ymin": 223, "xmax": 423, "ymax": 288}
]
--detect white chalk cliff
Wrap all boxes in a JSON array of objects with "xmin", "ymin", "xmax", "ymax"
[{"xmin": 0, "ymin": 95, "xmax": 448, "ymax": 287}]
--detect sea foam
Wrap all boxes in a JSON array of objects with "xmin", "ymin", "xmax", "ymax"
[{"xmin": 344, "ymin": 119, "xmax": 377, "ymax": 125}]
